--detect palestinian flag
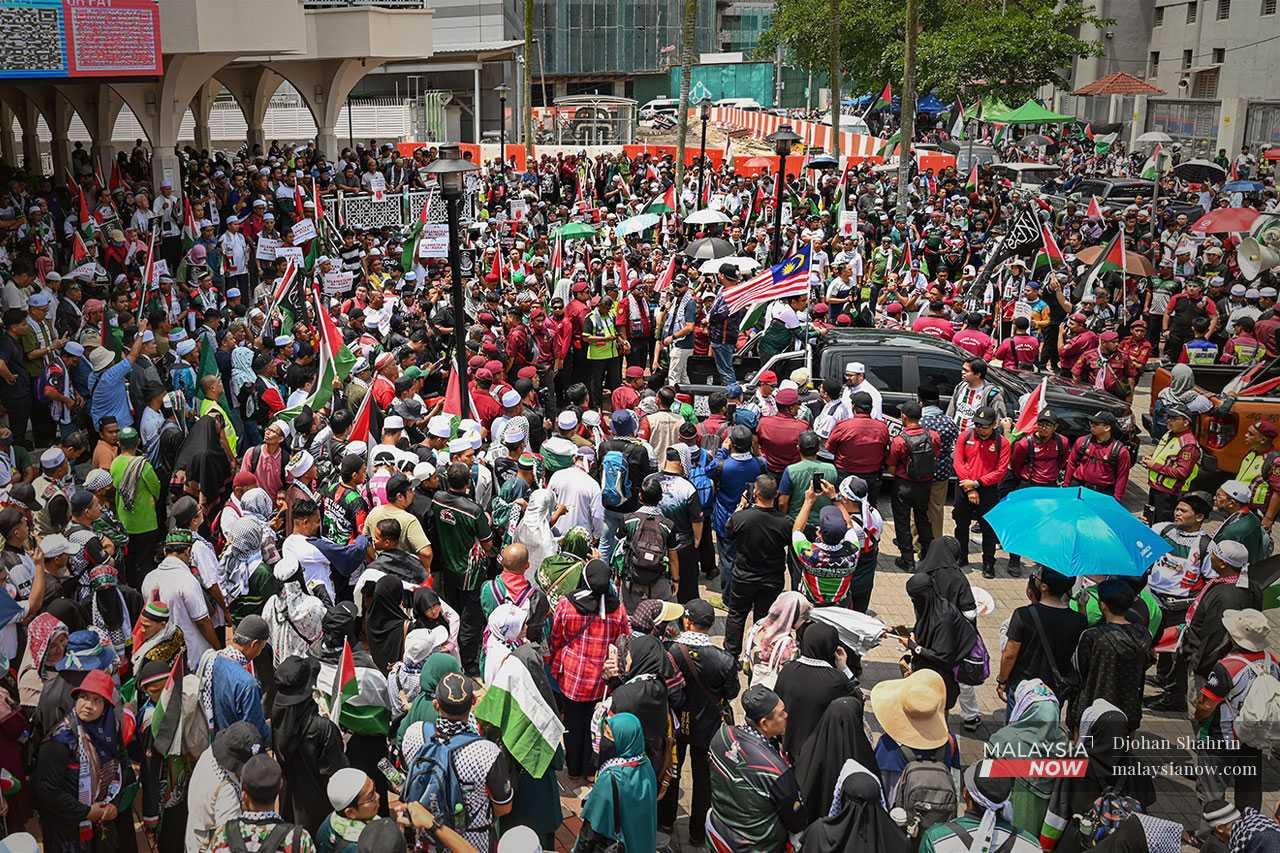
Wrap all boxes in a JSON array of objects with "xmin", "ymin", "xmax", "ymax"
[
  {"xmin": 150, "ymin": 656, "xmax": 185, "ymax": 757},
  {"xmin": 73, "ymin": 175, "xmax": 95, "ymax": 240},
  {"xmin": 1081, "ymin": 122, "xmax": 1094, "ymax": 141},
  {"xmin": 646, "ymin": 185, "xmax": 676, "ymax": 214},
  {"xmin": 267, "ymin": 260, "xmax": 300, "ymax": 335},
  {"xmin": 876, "ymin": 131, "xmax": 901, "ymax": 159},
  {"xmin": 488, "ymin": 246, "xmax": 505, "ymax": 286},
  {"xmin": 401, "ymin": 199, "xmax": 430, "ymax": 273},
  {"xmin": 1033, "ymin": 221, "xmax": 1064, "ymax": 271},
  {"xmin": 900, "ymin": 238, "xmax": 914, "ymax": 274},
  {"xmin": 1085, "ymin": 195, "xmax": 1104, "ymax": 219},
  {"xmin": 71, "ymin": 230, "xmax": 91, "ymax": 267},
  {"xmin": 965, "ymin": 163, "xmax": 979, "ymax": 193},
  {"xmin": 329, "ymin": 639, "xmax": 358, "ymax": 724},
  {"xmin": 475, "ymin": 649, "xmax": 567, "ymax": 778},
  {"xmin": 1140, "ymin": 143, "xmax": 1165, "ymax": 180},
  {"xmin": 181, "ymin": 196, "xmax": 198, "ymax": 254},
  {"xmin": 347, "ymin": 389, "xmax": 375, "ymax": 444},
  {"xmin": 1093, "ymin": 132, "xmax": 1119, "ymax": 155},
  {"xmin": 137, "ymin": 229, "xmax": 158, "ymax": 320},
  {"xmin": 109, "ymin": 160, "xmax": 126, "ymax": 193},
  {"xmin": 1012, "ymin": 378, "xmax": 1049, "ymax": 436},
  {"xmin": 870, "ymin": 82, "xmax": 893, "ymax": 112},
  {"xmin": 1081, "ymin": 230, "xmax": 1126, "ymax": 300},
  {"xmin": 655, "ymin": 255, "xmax": 677, "ymax": 291},
  {"xmin": 950, "ymin": 97, "xmax": 965, "ymax": 139},
  {"xmin": 992, "ymin": 123, "xmax": 1008, "ymax": 147},
  {"xmin": 442, "ymin": 365, "xmax": 478, "ymax": 419},
  {"xmin": 277, "ymin": 284, "xmax": 357, "ymax": 420}
]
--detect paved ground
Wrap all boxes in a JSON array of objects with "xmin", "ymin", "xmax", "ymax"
[{"xmin": 553, "ymin": 375, "xmax": 1280, "ymax": 851}]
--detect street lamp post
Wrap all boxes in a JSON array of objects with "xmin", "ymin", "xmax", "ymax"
[
  {"xmin": 766, "ymin": 124, "xmax": 801, "ymax": 263},
  {"xmin": 697, "ymin": 98, "xmax": 712, "ymax": 209},
  {"xmin": 495, "ymin": 83, "xmax": 511, "ymax": 177},
  {"xmin": 423, "ymin": 144, "xmax": 480, "ymax": 410}
]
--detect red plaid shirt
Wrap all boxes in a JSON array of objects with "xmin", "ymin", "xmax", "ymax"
[{"xmin": 550, "ymin": 596, "xmax": 630, "ymax": 702}]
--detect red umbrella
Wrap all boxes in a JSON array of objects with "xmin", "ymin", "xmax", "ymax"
[
  {"xmin": 1265, "ymin": 147, "xmax": 1280, "ymax": 162},
  {"xmin": 1190, "ymin": 207, "xmax": 1260, "ymax": 234}
]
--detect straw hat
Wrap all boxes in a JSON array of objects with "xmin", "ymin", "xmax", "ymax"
[{"xmin": 869, "ymin": 669, "xmax": 949, "ymax": 749}]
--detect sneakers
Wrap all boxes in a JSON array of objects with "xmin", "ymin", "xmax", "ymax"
[
  {"xmin": 1006, "ymin": 562, "xmax": 1022, "ymax": 578},
  {"xmin": 962, "ymin": 717, "xmax": 981, "ymax": 733},
  {"xmin": 1143, "ymin": 692, "xmax": 1187, "ymax": 713},
  {"xmin": 982, "ymin": 565, "xmax": 996, "ymax": 579}
]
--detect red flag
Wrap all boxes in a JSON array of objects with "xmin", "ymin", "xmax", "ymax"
[
  {"xmin": 109, "ymin": 160, "xmax": 125, "ymax": 193},
  {"xmin": 137, "ymin": 229, "xmax": 158, "ymax": 318},
  {"xmin": 71, "ymin": 231, "xmax": 90, "ymax": 265},
  {"xmin": 1083, "ymin": 122, "xmax": 1094, "ymax": 141},
  {"xmin": 488, "ymin": 247, "xmax": 504, "ymax": 285},
  {"xmin": 347, "ymin": 391, "xmax": 374, "ymax": 444},
  {"xmin": 442, "ymin": 366, "xmax": 476, "ymax": 419},
  {"xmin": 294, "ymin": 182, "xmax": 306, "ymax": 223},
  {"xmin": 550, "ymin": 235, "xmax": 563, "ymax": 279},
  {"xmin": 655, "ymin": 255, "xmax": 677, "ymax": 291},
  {"xmin": 1086, "ymin": 196, "xmax": 1104, "ymax": 220},
  {"xmin": 900, "ymin": 239, "xmax": 914, "ymax": 274},
  {"xmin": 617, "ymin": 253, "xmax": 629, "ymax": 292},
  {"xmin": 1011, "ymin": 377, "xmax": 1048, "ymax": 436},
  {"xmin": 329, "ymin": 639, "xmax": 358, "ymax": 723},
  {"xmin": 312, "ymin": 178, "xmax": 326, "ymax": 224}
]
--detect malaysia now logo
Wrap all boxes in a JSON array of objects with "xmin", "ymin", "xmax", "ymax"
[{"xmin": 980, "ymin": 741, "xmax": 1091, "ymax": 779}]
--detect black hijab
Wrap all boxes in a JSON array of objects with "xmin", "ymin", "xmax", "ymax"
[
  {"xmin": 173, "ymin": 415, "xmax": 232, "ymax": 505},
  {"xmin": 797, "ymin": 696, "xmax": 881, "ymax": 825},
  {"xmin": 776, "ymin": 622, "xmax": 857, "ymax": 758},
  {"xmin": 569, "ymin": 558, "xmax": 621, "ymax": 615},
  {"xmin": 410, "ymin": 587, "xmax": 446, "ymax": 631},
  {"xmin": 906, "ymin": 571, "xmax": 977, "ymax": 668},
  {"xmin": 44, "ymin": 597, "xmax": 85, "ymax": 633},
  {"xmin": 366, "ymin": 575, "xmax": 407, "ymax": 674},
  {"xmin": 917, "ymin": 537, "xmax": 976, "ymax": 616},
  {"xmin": 800, "ymin": 767, "xmax": 911, "ymax": 853},
  {"xmin": 608, "ymin": 634, "xmax": 670, "ymax": 775},
  {"xmin": 318, "ymin": 601, "xmax": 360, "ymax": 663}
]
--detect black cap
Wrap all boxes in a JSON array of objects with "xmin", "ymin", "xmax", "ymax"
[
  {"xmin": 235, "ymin": 614, "xmax": 270, "ymax": 643},
  {"xmin": 385, "ymin": 472, "xmax": 412, "ymax": 501},
  {"xmin": 211, "ymin": 721, "xmax": 261, "ymax": 775},
  {"xmin": 683, "ymin": 598, "xmax": 715, "ymax": 628},
  {"xmin": 1089, "ymin": 410, "xmax": 1117, "ymax": 427},
  {"xmin": 435, "ymin": 671, "xmax": 477, "ymax": 715},
  {"xmin": 741, "ymin": 685, "xmax": 782, "ymax": 723},
  {"xmin": 240, "ymin": 753, "xmax": 283, "ymax": 804},
  {"xmin": 719, "ymin": 265, "xmax": 741, "ymax": 282},
  {"xmin": 273, "ymin": 655, "xmax": 319, "ymax": 707},
  {"xmin": 973, "ymin": 406, "xmax": 997, "ymax": 427},
  {"xmin": 1036, "ymin": 409, "xmax": 1058, "ymax": 425},
  {"xmin": 357, "ymin": 819, "xmax": 407, "ymax": 853},
  {"xmin": 1165, "ymin": 402, "xmax": 1191, "ymax": 420}
]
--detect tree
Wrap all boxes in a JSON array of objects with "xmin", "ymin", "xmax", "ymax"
[
  {"xmin": 674, "ymin": 0, "xmax": 697, "ymax": 192},
  {"xmin": 828, "ymin": 0, "xmax": 840, "ymax": 149},
  {"xmin": 757, "ymin": 0, "xmax": 1108, "ymax": 104}
]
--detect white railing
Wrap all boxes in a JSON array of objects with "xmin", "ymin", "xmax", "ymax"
[{"xmin": 332, "ymin": 186, "xmax": 475, "ymax": 231}]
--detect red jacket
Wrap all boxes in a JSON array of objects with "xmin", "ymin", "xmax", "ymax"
[
  {"xmin": 1064, "ymin": 435, "xmax": 1131, "ymax": 501},
  {"xmin": 757, "ymin": 414, "xmax": 808, "ymax": 474},
  {"xmin": 1059, "ymin": 330, "xmax": 1098, "ymax": 373},
  {"xmin": 952, "ymin": 329, "xmax": 996, "ymax": 360},
  {"xmin": 912, "ymin": 316, "xmax": 955, "ymax": 340},
  {"xmin": 887, "ymin": 425, "xmax": 942, "ymax": 481},
  {"xmin": 827, "ymin": 414, "xmax": 889, "ymax": 474},
  {"xmin": 952, "ymin": 428, "xmax": 1010, "ymax": 488},
  {"xmin": 1011, "ymin": 433, "xmax": 1069, "ymax": 485},
  {"xmin": 994, "ymin": 335, "xmax": 1041, "ymax": 370}
]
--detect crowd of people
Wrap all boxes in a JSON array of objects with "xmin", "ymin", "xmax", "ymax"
[{"xmin": 0, "ymin": 115, "xmax": 1276, "ymax": 853}]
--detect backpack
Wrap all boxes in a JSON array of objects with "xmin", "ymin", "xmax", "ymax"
[
  {"xmin": 35, "ymin": 362, "xmax": 59, "ymax": 405},
  {"xmin": 600, "ymin": 450, "xmax": 631, "ymax": 508},
  {"xmin": 224, "ymin": 820, "xmax": 301, "ymax": 853},
  {"xmin": 1025, "ymin": 434, "xmax": 1070, "ymax": 482},
  {"xmin": 1077, "ymin": 436, "xmax": 1122, "ymax": 474},
  {"xmin": 953, "ymin": 632, "xmax": 991, "ymax": 686},
  {"xmin": 903, "ymin": 430, "xmax": 937, "ymax": 481},
  {"xmin": 624, "ymin": 514, "xmax": 668, "ymax": 586},
  {"xmin": 1227, "ymin": 652, "xmax": 1280, "ymax": 751},
  {"xmin": 686, "ymin": 447, "xmax": 716, "ymax": 510},
  {"xmin": 891, "ymin": 746, "xmax": 958, "ymax": 838},
  {"xmin": 403, "ymin": 726, "xmax": 485, "ymax": 833},
  {"xmin": 1078, "ymin": 788, "xmax": 1144, "ymax": 848}
]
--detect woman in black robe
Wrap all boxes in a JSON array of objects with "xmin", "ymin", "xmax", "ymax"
[
  {"xmin": 366, "ymin": 574, "xmax": 407, "ymax": 674},
  {"xmin": 774, "ymin": 622, "xmax": 859, "ymax": 758},
  {"xmin": 801, "ymin": 764, "xmax": 911, "ymax": 853},
  {"xmin": 172, "ymin": 414, "xmax": 234, "ymax": 517},
  {"xmin": 607, "ymin": 634, "xmax": 680, "ymax": 787},
  {"xmin": 918, "ymin": 536, "xmax": 977, "ymax": 616},
  {"xmin": 796, "ymin": 695, "xmax": 880, "ymax": 825},
  {"xmin": 271, "ymin": 655, "xmax": 349, "ymax": 836},
  {"xmin": 904, "ymin": 571, "xmax": 978, "ymax": 710}
]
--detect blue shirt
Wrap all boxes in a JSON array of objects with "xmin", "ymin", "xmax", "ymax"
[
  {"xmin": 709, "ymin": 449, "xmax": 768, "ymax": 535},
  {"xmin": 209, "ymin": 654, "xmax": 270, "ymax": 742},
  {"xmin": 90, "ymin": 358, "xmax": 134, "ymax": 429}
]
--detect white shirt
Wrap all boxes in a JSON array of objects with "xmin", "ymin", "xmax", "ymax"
[
  {"xmin": 219, "ymin": 231, "xmax": 248, "ymax": 275},
  {"xmin": 548, "ymin": 465, "xmax": 605, "ymax": 539},
  {"xmin": 142, "ymin": 556, "xmax": 212, "ymax": 670},
  {"xmin": 843, "ymin": 379, "xmax": 884, "ymax": 420},
  {"xmin": 185, "ymin": 747, "xmax": 243, "ymax": 853},
  {"xmin": 280, "ymin": 533, "xmax": 336, "ymax": 599}
]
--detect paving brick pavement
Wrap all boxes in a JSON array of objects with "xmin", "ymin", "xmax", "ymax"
[{"xmin": 555, "ymin": 378, "xmax": 1279, "ymax": 852}]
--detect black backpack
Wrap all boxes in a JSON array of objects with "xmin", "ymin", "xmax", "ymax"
[
  {"xmin": 903, "ymin": 430, "xmax": 937, "ymax": 481},
  {"xmin": 1077, "ymin": 436, "xmax": 1122, "ymax": 473},
  {"xmin": 625, "ymin": 514, "xmax": 668, "ymax": 586}
]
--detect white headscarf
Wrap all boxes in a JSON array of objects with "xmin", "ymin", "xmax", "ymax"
[
  {"xmin": 513, "ymin": 489, "xmax": 558, "ymax": 578},
  {"xmin": 483, "ymin": 603, "xmax": 528, "ymax": 684}
]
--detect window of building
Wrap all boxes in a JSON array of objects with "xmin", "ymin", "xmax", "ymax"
[
  {"xmin": 1154, "ymin": 5, "xmax": 1165, "ymax": 23},
  {"xmin": 1183, "ymin": 49, "xmax": 1194, "ymax": 68},
  {"xmin": 1216, "ymin": 0, "xmax": 1230, "ymax": 18},
  {"xmin": 1263, "ymin": 0, "xmax": 1277, "ymax": 15},
  {"xmin": 1187, "ymin": 1, "xmax": 1197, "ymax": 21},
  {"xmin": 1212, "ymin": 47, "xmax": 1225, "ymax": 62},
  {"xmin": 1149, "ymin": 51, "xmax": 1160, "ymax": 78},
  {"xmin": 1193, "ymin": 68, "xmax": 1220, "ymax": 98}
]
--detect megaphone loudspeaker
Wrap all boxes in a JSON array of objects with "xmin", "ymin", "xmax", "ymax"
[{"xmin": 1238, "ymin": 236, "xmax": 1280, "ymax": 281}]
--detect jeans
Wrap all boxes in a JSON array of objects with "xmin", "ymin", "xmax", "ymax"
[
  {"xmin": 712, "ymin": 342, "xmax": 736, "ymax": 386},
  {"xmin": 715, "ymin": 533, "xmax": 736, "ymax": 602},
  {"xmin": 725, "ymin": 579, "xmax": 782, "ymax": 659},
  {"xmin": 600, "ymin": 507, "xmax": 628, "ymax": 564}
]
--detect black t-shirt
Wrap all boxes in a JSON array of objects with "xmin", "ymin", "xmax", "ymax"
[
  {"xmin": 1006, "ymin": 602, "xmax": 1088, "ymax": 694},
  {"xmin": 723, "ymin": 506, "xmax": 792, "ymax": 586}
]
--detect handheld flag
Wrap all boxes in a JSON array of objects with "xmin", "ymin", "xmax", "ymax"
[
  {"xmin": 347, "ymin": 390, "xmax": 375, "ymax": 444},
  {"xmin": 150, "ymin": 656, "xmax": 185, "ymax": 756},
  {"xmin": 442, "ymin": 365, "xmax": 478, "ymax": 420},
  {"xmin": 276, "ymin": 284, "xmax": 357, "ymax": 421},
  {"xmin": 1033, "ymin": 221, "xmax": 1064, "ymax": 272},
  {"xmin": 655, "ymin": 255, "xmax": 677, "ymax": 291},
  {"xmin": 267, "ymin": 260, "xmax": 300, "ymax": 335},
  {"xmin": 950, "ymin": 97, "xmax": 965, "ymax": 139},
  {"xmin": 869, "ymin": 82, "xmax": 893, "ymax": 113},
  {"xmin": 721, "ymin": 245, "xmax": 813, "ymax": 313},
  {"xmin": 876, "ymin": 131, "xmax": 901, "ymax": 159},
  {"xmin": 551, "ymin": 234, "xmax": 563, "ymax": 281},
  {"xmin": 488, "ymin": 246, "xmax": 505, "ymax": 286},
  {"xmin": 1085, "ymin": 196, "xmax": 1104, "ymax": 220},
  {"xmin": 1140, "ymin": 143, "xmax": 1165, "ymax": 180},
  {"xmin": 1011, "ymin": 378, "xmax": 1048, "ymax": 437},
  {"xmin": 965, "ymin": 163, "xmax": 979, "ymax": 193},
  {"xmin": 329, "ymin": 639, "xmax": 358, "ymax": 723},
  {"xmin": 109, "ymin": 160, "xmax": 126, "ymax": 193},
  {"xmin": 137, "ymin": 229, "xmax": 158, "ymax": 321},
  {"xmin": 646, "ymin": 185, "xmax": 676, "ymax": 215},
  {"xmin": 181, "ymin": 196, "xmax": 198, "ymax": 254}
]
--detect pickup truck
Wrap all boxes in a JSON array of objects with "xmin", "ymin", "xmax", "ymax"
[
  {"xmin": 681, "ymin": 328, "xmax": 1139, "ymax": 450},
  {"xmin": 1039, "ymin": 177, "xmax": 1203, "ymax": 221},
  {"xmin": 1148, "ymin": 360, "xmax": 1280, "ymax": 482}
]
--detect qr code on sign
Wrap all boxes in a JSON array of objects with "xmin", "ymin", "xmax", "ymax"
[{"xmin": 0, "ymin": 7, "xmax": 63, "ymax": 72}]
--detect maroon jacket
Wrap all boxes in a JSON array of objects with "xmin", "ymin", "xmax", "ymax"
[
  {"xmin": 887, "ymin": 425, "xmax": 943, "ymax": 482},
  {"xmin": 1011, "ymin": 433, "xmax": 1070, "ymax": 485},
  {"xmin": 827, "ymin": 414, "xmax": 889, "ymax": 474}
]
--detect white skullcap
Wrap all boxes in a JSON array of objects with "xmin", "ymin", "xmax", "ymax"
[
  {"xmin": 326, "ymin": 768, "xmax": 369, "ymax": 813},
  {"xmin": 556, "ymin": 410, "xmax": 579, "ymax": 430}
]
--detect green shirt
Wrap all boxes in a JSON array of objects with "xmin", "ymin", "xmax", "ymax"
[
  {"xmin": 1071, "ymin": 585, "xmax": 1163, "ymax": 639},
  {"xmin": 1214, "ymin": 510, "xmax": 1268, "ymax": 565},
  {"xmin": 109, "ymin": 453, "xmax": 161, "ymax": 534},
  {"xmin": 780, "ymin": 459, "xmax": 837, "ymax": 522},
  {"xmin": 428, "ymin": 490, "xmax": 492, "ymax": 588}
]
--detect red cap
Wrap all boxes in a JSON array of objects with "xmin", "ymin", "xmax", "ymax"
[
  {"xmin": 484, "ymin": 359, "xmax": 505, "ymax": 374},
  {"xmin": 74, "ymin": 669, "xmax": 114, "ymax": 703},
  {"xmin": 468, "ymin": 355, "xmax": 486, "ymax": 369},
  {"xmin": 475, "ymin": 368, "xmax": 494, "ymax": 381},
  {"xmin": 811, "ymin": 303, "xmax": 829, "ymax": 316},
  {"xmin": 886, "ymin": 303, "xmax": 904, "ymax": 314},
  {"xmin": 1070, "ymin": 312, "xmax": 1088, "ymax": 323},
  {"xmin": 571, "ymin": 282, "xmax": 589, "ymax": 293},
  {"xmin": 837, "ymin": 314, "xmax": 854, "ymax": 325},
  {"xmin": 1256, "ymin": 420, "xmax": 1279, "ymax": 439},
  {"xmin": 758, "ymin": 370, "xmax": 778, "ymax": 385},
  {"xmin": 775, "ymin": 388, "xmax": 799, "ymax": 406},
  {"xmin": 625, "ymin": 365, "xmax": 646, "ymax": 379},
  {"xmin": 516, "ymin": 365, "xmax": 538, "ymax": 379},
  {"xmin": 232, "ymin": 471, "xmax": 259, "ymax": 489},
  {"xmin": 1100, "ymin": 330, "xmax": 1119, "ymax": 342}
]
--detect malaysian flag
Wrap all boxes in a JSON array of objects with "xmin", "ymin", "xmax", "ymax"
[{"xmin": 721, "ymin": 245, "xmax": 812, "ymax": 313}]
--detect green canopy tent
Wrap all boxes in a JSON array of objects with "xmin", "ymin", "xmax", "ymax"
[
  {"xmin": 965, "ymin": 98, "xmax": 1014, "ymax": 123},
  {"xmin": 997, "ymin": 99, "xmax": 1076, "ymax": 125}
]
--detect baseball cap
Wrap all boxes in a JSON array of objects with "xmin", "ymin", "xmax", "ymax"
[{"xmin": 972, "ymin": 406, "xmax": 997, "ymax": 427}]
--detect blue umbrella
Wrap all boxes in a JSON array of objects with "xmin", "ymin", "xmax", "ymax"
[
  {"xmin": 1223, "ymin": 180, "xmax": 1264, "ymax": 193},
  {"xmin": 984, "ymin": 486, "xmax": 1171, "ymax": 577},
  {"xmin": 614, "ymin": 212, "xmax": 660, "ymax": 237}
]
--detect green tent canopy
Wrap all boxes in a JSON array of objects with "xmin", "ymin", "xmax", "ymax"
[
  {"xmin": 997, "ymin": 99, "xmax": 1076, "ymax": 125},
  {"xmin": 965, "ymin": 98, "xmax": 1013, "ymax": 123}
]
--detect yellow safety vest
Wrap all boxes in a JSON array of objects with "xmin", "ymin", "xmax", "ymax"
[
  {"xmin": 1239, "ymin": 449, "xmax": 1273, "ymax": 508},
  {"xmin": 1148, "ymin": 431, "xmax": 1199, "ymax": 493}
]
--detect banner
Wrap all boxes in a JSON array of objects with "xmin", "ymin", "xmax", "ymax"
[
  {"xmin": 0, "ymin": 0, "xmax": 163, "ymax": 79},
  {"xmin": 419, "ymin": 224, "xmax": 449, "ymax": 259},
  {"xmin": 277, "ymin": 246, "xmax": 305, "ymax": 266},
  {"xmin": 323, "ymin": 271, "xmax": 354, "ymax": 295},
  {"xmin": 291, "ymin": 218, "xmax": 316, "ymax": 244},
  {"xmin": 369, "ymin": 173, "xmax": 386, "ymax": 203},
  {"xmin": 255, "ymin": 237, "xmax": 280, "ymax": 261},
  {"xmin": 838, "ymin": 210, "xmax": 859, "ymax": 238}
]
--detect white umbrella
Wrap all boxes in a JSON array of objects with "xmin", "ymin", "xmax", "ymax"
[
  {"xmin": 699, "ymin": 256, "xmax": 760, "ymax": 275},
  {"xmin": 1136, "ymin": 130, "xmax": 1172, "ymax": 144},
  {"xmin": 684, "ymin": 208, "xmax": 732, "ymax": 226},
  {"xmin": 614, "ymin": 212, "xmax": 661, "ymax": 237}
]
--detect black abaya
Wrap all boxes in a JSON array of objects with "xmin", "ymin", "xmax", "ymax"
[
  {"xmin": 775, "ymin": 622, "xmax": 859, "ymax": 758},
  {"xmin": 801, "ymin": 769, "xmax": 911, "ymax": 853},
  {"xmin": 172, "ymin": 415, "xmax": 233, "ymax": 507},
  {"xmin": 366, "ymin": 574, "xmax": 407, "ymax": 674},
  {"xmin": 608, "ymin": 634, "xmax": 673, "ymax": 777},
  {"xmin": 905, "ymin": 571, "xmax": 978, "ymax": 710},
  {"xmin": 918, "ymin": 536, "xmax": 977, "ymax": 615},
  {"xmin": 796, "ymin": 696, "xmax": 881, "ymax": 825},
  {"xmin": 271, "ymin": 699, "xmax": 348, "ymax": 836}
]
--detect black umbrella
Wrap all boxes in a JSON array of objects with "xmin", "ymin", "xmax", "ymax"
[
  {"xmin": 684, "ymin": 237, "xmax": 736, "ymax": 260},
  {"xmin": 1171, "ymin": 159, "xmax": 1227, "ymax": 183},
  {"xmin": 805, "ymin": 153, "xmax": 839, "ymax": 170}
]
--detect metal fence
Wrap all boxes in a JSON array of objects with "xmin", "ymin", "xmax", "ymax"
[{"xmin": 332, "ymin": 187, "xmax": 475, "ymax": 231}]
